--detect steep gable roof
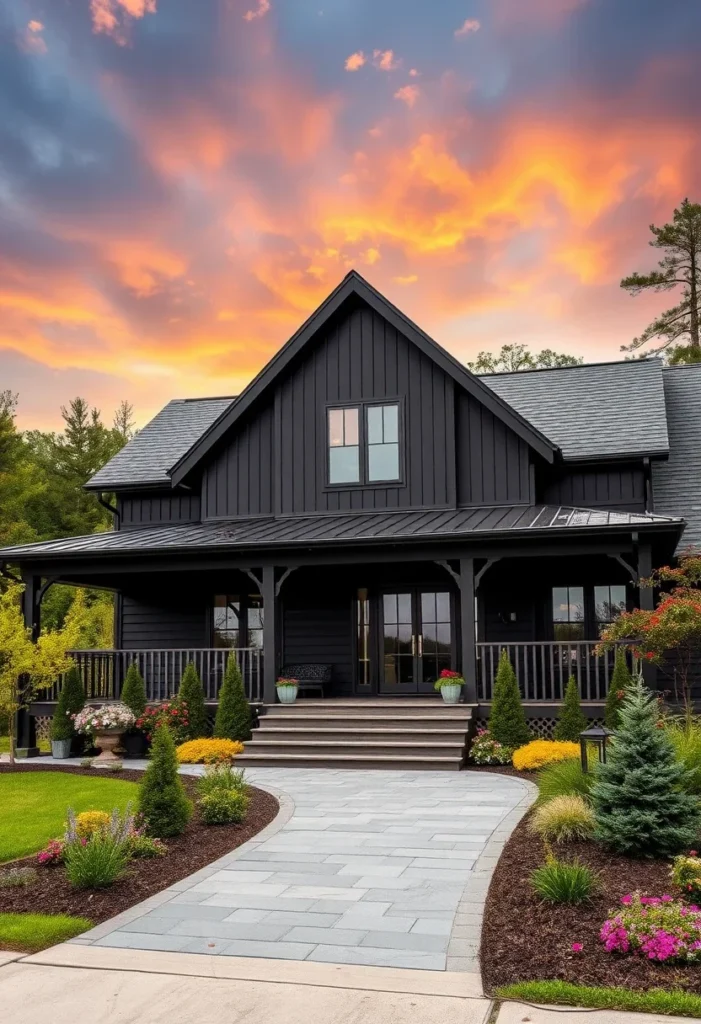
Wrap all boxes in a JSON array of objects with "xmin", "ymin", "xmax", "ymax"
[
  {"xmin": 653, "ymin": 363, "xmax": 701, "ymax": 550},
  {"xmin": 85, "ymin": 397, "xmax": 234, "ymax": 491},
  {"xmin": 481, "ymin": 358, "xmax": 669, "ymax": 461},
  {"xmin": 167, "ymin": 270, "xmax": 558, "ymax": 486}
]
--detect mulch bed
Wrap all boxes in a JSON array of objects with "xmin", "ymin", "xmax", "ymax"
[
  {"xmin": 0, "ymin": 763, "xmax": 279, "ymax": 941},
  {"xmin": 481, "ymin": 814, "xmax": 701, "ymax": 994}
]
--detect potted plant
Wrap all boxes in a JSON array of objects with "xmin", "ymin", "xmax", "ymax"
[
  {"xmin": 120, "ymin": 663, "xmax": 149, "ymax": 758},
  {"xmin": 73, "ymin": 702, "xmax": 136, "ymax": 765},
  {"xmin": 50, "ymin": 665, "xmax": 85, "ymax": 759},
  {"xmin": 276, "ymin": 677, "xmax": 299, "ymax": 704},
  {"xmin": 434, "ymin": 669, "xmax": 464, "ymax": 704}
]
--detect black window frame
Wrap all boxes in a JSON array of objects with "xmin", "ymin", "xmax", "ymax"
[
  {"xmin": 324, "ymin": 398, "xmax": 404, "ymax": 490},
  {"xmin": 211, "ymin": 593, "xmax": 264, "ymax": 650}
]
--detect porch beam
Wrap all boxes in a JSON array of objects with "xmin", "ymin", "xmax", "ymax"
[
  {"xmin": 459, "ymin": 557, "xmax": 477, "ymax": 704},
  {"xmin": 637, "ymin": 542, "xmax": 657, "ymax": 690},
  {"xmin": 262, "ymin": 564, "xmax": 277, "ymax": 705}
]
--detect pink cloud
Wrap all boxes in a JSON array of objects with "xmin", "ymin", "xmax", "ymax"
[
  {"xmin": 373, "ymin": 49, "xmax": 401, "ymax": 71},
  {"xmin": 90, "ymin": 0, "xmax": 156, "ymax": 44},
  {"xmin": 454, "ymin": 18, "xmax": 481, "ymax": 37},
  {"xmin": 345, "ymin": 51, "xmax": 366, "ymax": 71},
  {"xmin": 409, "ymin": 68, "xmax": 420, "ymax": 77},
  {"xmin": 394, "ymin": 84, "xmax": 419, "ymax": 107},
  {"xmin": 20, "ymin": 19, "xmax": 47, "ymax": 54},
  {"xmin": 243, "ymin": 0, "xmax": 271, "ymax": 20}
]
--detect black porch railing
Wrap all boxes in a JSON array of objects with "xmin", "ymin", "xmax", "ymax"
[
  {"xmin": 476, "ymin": 641, "xmax": 630, "ymax": 702},
  {"xmin": 50, "ymin": 648, "xmax": 263, "ymax": 704}
]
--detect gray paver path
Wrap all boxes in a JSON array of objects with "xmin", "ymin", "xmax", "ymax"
[{"xmin": 74, "ymin": 767, "xmax": 534, "ymax": 971}]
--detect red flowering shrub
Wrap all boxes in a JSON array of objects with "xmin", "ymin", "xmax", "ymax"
[{"xmin": 136, "ymin": 700, "xmax": 190, "ymax": 744}]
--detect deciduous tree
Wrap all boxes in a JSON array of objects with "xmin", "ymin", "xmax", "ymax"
[{"xmin": 467, "ymin": 344, "xmax": 582, "ymax": 374}]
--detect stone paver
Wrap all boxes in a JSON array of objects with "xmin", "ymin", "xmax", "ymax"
[{"xmin": 73, "ymin": 765, "xmax": 534, "ymax": 971}]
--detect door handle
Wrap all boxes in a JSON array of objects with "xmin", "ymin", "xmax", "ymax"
[
  {"xmin": 411, "ymin": 634, "xmax": 416, "ymax": 656},
  {"xmin": 418, "ymin": 634, "xmax": 423, "ymax": 657}
]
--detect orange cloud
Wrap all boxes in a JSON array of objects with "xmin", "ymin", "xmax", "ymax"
[
  {"xmin": 454, "ymin": 18, "xmax": 480, "ymax": 37},
  {"xmin": 394, "ymin": 85, "xmax": 419, "ymax": 107},
  {"xmin": 345, "ymin": 51, "xmax": 366, "ymax": 71},
  {"xmin": 20, "ymin": 19, "xmax": 47, "ymax": 54},
  {"xmin": 394, "ymin": 274, "xmax": 418, "ymax": 284},
  {"xmin": 91, "ymin": 0, "xmax": 156, "ymax": 44},
  {"xmin": 243, "ymin": 0, "xmax": 271, "ymax": 21},
  {"xmin": 373, "ymin": 49, "xmax": 400, "ymax": 71}
]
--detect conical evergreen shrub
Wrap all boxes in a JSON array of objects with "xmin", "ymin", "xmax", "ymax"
[
  {"xmin": 214, "ymin": 655, "xmax": 252, "ymax": 742},
  {"xmin": 489, "ymin": 649, "xmax": 530, "ymax": 749},
  {"xmin": 604, "ymin": 647, "xmax": 634, "ymax": 730},
  {"xmin": 120, "ymin": 662, "xmax": 147, "ymax": 719},
  {"xmin": 178, "ymin": 662, "xmax": 208, "ymax": 739},
  {"xmin": 554, "ymin": 675, "xmax": 587, "ymax": 742},
  {"xmin": 137, "ymin": 725, "xmax": 192, "ymax": 838},
  {"xmin": 591, "ymin": 678, "xmax": 700, "ymax": 857},
  {"xmin": 50, "ymin": 665, "xmax": 85, "ymax": 741}
]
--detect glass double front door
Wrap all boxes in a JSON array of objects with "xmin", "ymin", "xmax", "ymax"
[{"xmin": 381, "ymin": 590, "xmax": 453, "ymax": 694}]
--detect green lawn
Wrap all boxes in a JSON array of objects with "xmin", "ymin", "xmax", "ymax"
[
  {"xmin": 497, "ymin": 982, "xmax": 701, "ymax": 1019},
  {"xmin": 0, "ymin": 913, "xmax": 92, "ymax": 953},
  {"xmin": 0, "ymin": 737, "xmax": 50, "ymax": 754},
  {"xmin": 0, "ymin": 772, "xmax": 139, "ymax": 863}
]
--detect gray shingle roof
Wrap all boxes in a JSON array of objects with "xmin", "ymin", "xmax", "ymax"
[
  {"xmin": 481, "ymin": 359, "xmax": 669, "ymax": 461},
  {"xmin": 653, "ymin": 364, "xmax": 701, "ymax": 551},
  {"xmin": 86, "ymin": 397, "xmax": 234, "ymax": 490},
  {"xmin": 0, "ymin": 505, "xmax": 682, "ymax": 561}
]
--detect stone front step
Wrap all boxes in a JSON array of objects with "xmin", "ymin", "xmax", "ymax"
[
  {"xmin": 258, "ymin": 713, "xmax": 471, "ymax": 731},
  {"xmin": 236, "ymin": 752, "xmax": 464, "ymax": 771},
  {"xmin": 244, "ymin": 738, "xmax": 466, "ymax": 758},
  {"xmin": 255, "ymin": 726, "xmax": 468, "ymax": 743}
]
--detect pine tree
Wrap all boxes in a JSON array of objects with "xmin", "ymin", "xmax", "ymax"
[
  {"xmin": 489, "ymin": 649, "xmax": 530, "ymax": 748},
  {"xmin": 605, "ymin": 648, "xmax": 634, "ymax": 730},
  {"xmin": 592, "ymin": 679, "xmax": 700, "ymax": 857},
  {"xmin": 214, "ymin": 655, "xmax": 252, "ymax": 742},
  {"xmin": 50, "ymin": 665, "xmax": 85, "ymax": 741},
  {"xmin": 554, "ymin": 675, "xmax": 587, "ymax": 742},
  {"xmin": 137, "ymin": 725, "xmax": 192, "ymax": 838},
  {"xmin": 178, "ymin": 662, "xmax": 208, "ymax": 739},
  {"xmin": 121, "ymin": 662, "xmax": 147, "ymax": 719}
]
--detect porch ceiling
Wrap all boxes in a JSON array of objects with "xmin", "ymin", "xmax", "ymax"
[{"xmin": 0, "ymin": 504, "xmax": 684, "ymax": 563}]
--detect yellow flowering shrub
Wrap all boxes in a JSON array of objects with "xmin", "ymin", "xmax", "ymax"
[
  {"xmin": 75, "ymin": 810, "xmax": 111, "ymax": 838},
  {"xmin": 512, "ymin": 739, "xmax": 580, "ymax": 772},
  {"xmin": 176, "ymin": 738, "xmax": 244, "ymax": 764}
]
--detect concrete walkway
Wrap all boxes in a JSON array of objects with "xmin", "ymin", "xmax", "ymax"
[{"xmin": 71, "ymin": 765, "xmax": 534, "ymax": 972}]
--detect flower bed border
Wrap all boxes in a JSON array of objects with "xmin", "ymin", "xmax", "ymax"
[{"xmin": 0, "ymin": 764, "xmax": 279, "ymax": 947}]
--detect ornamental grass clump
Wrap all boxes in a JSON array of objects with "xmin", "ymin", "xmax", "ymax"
[
  {"xmin": 513, "ymin": 739, "xmax": 580, "ymax": 772},
  {"xmin": 600, "ymin": 892, "xmax": 701, "ymax": 963},
  {"xmin": 178, "ymin": 662, "xmax": 208, "ymax": 740},
  {"xmin": 197, "ymin": 763, "xmax": 246, "ymax": 797},
  {"xmin": 665, "ymin": 716, "xmax": 701, "ymax": 796},
  {"xmin": 553, "ymin": 676, "xmax": 587, "ymax": 742},
  {"xmin": 62, "ymin": 806, "xmax": 134, "ymax": 889},
  {"xmin": 530, "ymin": 855, "xmax": 599, "ymax": 904},
  {"xmin": 489, "ymin": 650, "xmax": 530, "ymax": 749},
  {"xmin": 213, "ymin": 655, "xmax": 252, "ymax": 742},
  {"xmin": 536, "ymin": 758, "xmax": 591, "ymax": 806},
  {"xmin": 138, "ymin": 725, "xmax": 193, "ymax": 838},
  {"xmin": 591, "ymin": 679, "xmax": 701, "ymax": 858},
  {"xmin": 176, "ymin": 738, "xmax": 244, "ymax": 764},
  {"xmin": 530, "ymin": 795, "xmax": 596, "ymax": 843},
  {"xmin": 469, "ymin": 728, "xmax": 513, "ymax": 765}
]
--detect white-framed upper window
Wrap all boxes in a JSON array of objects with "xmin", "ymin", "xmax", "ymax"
[
  {"xmin": 328, "ymin": 407, "xmax": 360, "ymax": 484},
  {"xmin": 327, "ymin": 401, "xmax": 401, "ymax": 486},
  {"xmin": 367, "ymin": 404, "xmax": 400, "ymax": 481}
]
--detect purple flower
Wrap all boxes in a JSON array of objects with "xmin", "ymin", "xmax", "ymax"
[{"xmin": 571, "ymin": 943, "xmax": 583, "ymax": 953}]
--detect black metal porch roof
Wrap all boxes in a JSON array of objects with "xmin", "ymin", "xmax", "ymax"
[{"xmin": 0, "ymin": 505, "xmax": 684, "ymax": 562}]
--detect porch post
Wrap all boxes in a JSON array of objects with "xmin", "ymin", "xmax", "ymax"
[
  {"xmin": 459, "ymin": 557, "xmax": 477, "ymax": 703},
  {"xmin": 637, "ymin": 542, "xmax": 657, "ymax": 691},
  {"xmin": 16, "ymin": 574, "xmax": 41, "ymax": 757},
  {"xmin": 262, "ymin": 565, "xmax": 277, "ymax": 704}
]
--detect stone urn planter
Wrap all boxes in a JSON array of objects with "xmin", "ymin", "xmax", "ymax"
[
  {"xmin": 434, "ymin": 670, "xmax": 464, "ymax": 705},
  {"xmin": 276, "ymin": 678, "xmax": 299, "ymax": 704},
  {"xmin": 51, "ymin": 738, "xmax": 72, "ymax": 759},
  {"xmin": 73, "ymin": 702, "xmax": 136, "ymax": 768}
]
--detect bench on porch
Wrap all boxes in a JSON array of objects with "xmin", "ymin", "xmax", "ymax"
[{"xmin": 281, "ymin": 663, "xmax": 332, "ymax": 699}]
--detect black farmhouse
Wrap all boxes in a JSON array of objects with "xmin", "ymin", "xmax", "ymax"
[{"xmin": 2, "ymin": 271, "xmax": 700, "ymax": 767}]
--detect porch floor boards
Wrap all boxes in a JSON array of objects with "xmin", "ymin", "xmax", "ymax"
[{"xmin": 239, "ymin": 701, "xmax": 473, "ymax": 771}]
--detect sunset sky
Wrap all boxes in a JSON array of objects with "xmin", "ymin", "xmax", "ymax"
[{"xmin": 1, "ymin": 0, "xmax": 700, "ymax": 430}]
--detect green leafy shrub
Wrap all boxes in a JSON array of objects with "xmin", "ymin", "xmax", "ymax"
[
  {"xmin": 214, "ymin": 656, "xmax": 252, "ymax": 742},
  {"xmin": 489, "ymin": 650, "xmax": 530, "ymax": 749},
  {"xmin": 554, "ymin": 676, "xmax": 587, "ymax": 741},
  {"xmin": 530, "ymin": 795, "xmax": 596, "ymax": 843},
  {"xmin": 64, "ymin": 835, "xmax": 129, "ymax": 888},
  {"xmin": 197, "ymin": 763, "xmax": 246, "ymax": 798},
  {"xmin": 469, "ymin": 728, "xmax": 514, "ymax": 765},
  {"xmin": 604, "ymin": 648, "xmax": 633, "ymax": 730},
  {"xmin": 120, "ymin": 663, "xmax": 147, "ymax": 719},
  {"xmin": 671, "ymin": 852, "xmax": 701, "ymax": 902},
  {"xmin": 137, "ymin": 725, "xmax": 193, "ymax": 838},
  {"xmin": 530, "ymin": 856, "xmax": 599, "ymax": 904},
  {"xmin": 50, "ymin": 665, "xmax": 85, "ymax": 742},
  {"xmin": 592, "ymin": 679, "xmax": 701, "ymax": 857},
  {"xmin": 178, "ymin": 663, "xmax": 208, "ymax": 740},
  {"xmin": 665, "ymin": 716, "xmax": 701, "ymax": 795},
  {"xmin": 536, "ymin": 758, "xmax": 591, "ymax": 806},
  {"xmin": 127, "ymin": 833, "xmax": 167, "ymax": 858},
  {"xmin": 198, "ymin": 789, "xmax": 249, "ymax": 825}
]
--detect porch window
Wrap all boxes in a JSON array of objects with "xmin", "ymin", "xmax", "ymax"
[
  {"xmin": 594, "ymin": 584, "xmax": 627, "ymax": 626},
  {"xmin": 213, "ymin": 594, "xmax": 264, "ymax": 649},
  {"xmin": 328, "ymin": 407, "xmax": 360, "ymax": 483},
  {"xmin": 552, "ymin": 586, "xmax": 585, "ymax": 641},
  {"xmin": 356, "ymin": 588, "xmax": 370, "ymax": 688},
  {"xmin": 366, "ymin": 404, "xmax": 400, "ymax": 481}
]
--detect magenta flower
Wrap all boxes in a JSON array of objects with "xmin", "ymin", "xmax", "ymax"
[
  {"xmin": 620, "ymin": 894, "xmax": 632, "ymax": 905},
  {"xmin": 570, "ymin": 943, "xmax": 583, "ymax": 953}
]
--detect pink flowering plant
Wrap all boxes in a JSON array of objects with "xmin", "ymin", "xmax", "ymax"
[
  {"xmin": 72, "ymin": 702, "xmax": 135, "ymax": 736},
  {"xmin": 600, "ymin": 891, "xmax": 701, "ymax": 963},
  {"xmin": 135, "ymin": 700, "xmax": 189, "ymax": 744},
  {"xmin": 672, "ymin": 852, "xmax": 701, "ymax": 902},
  {"xmin": 469, "ymin": 727, "xmax": 514, "ymax": 766},
  {"xmin": 36, "ymin": 839, "xmax": 65, "ymax": 866}
]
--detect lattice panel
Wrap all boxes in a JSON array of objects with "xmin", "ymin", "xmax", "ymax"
[
  {"xmin": 475, "ymin": 715, "xmax": 604, "ymax": 739},
  {"xmin": 34, "ymin": 716, "xmax": 52, "ymax": 741}
]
